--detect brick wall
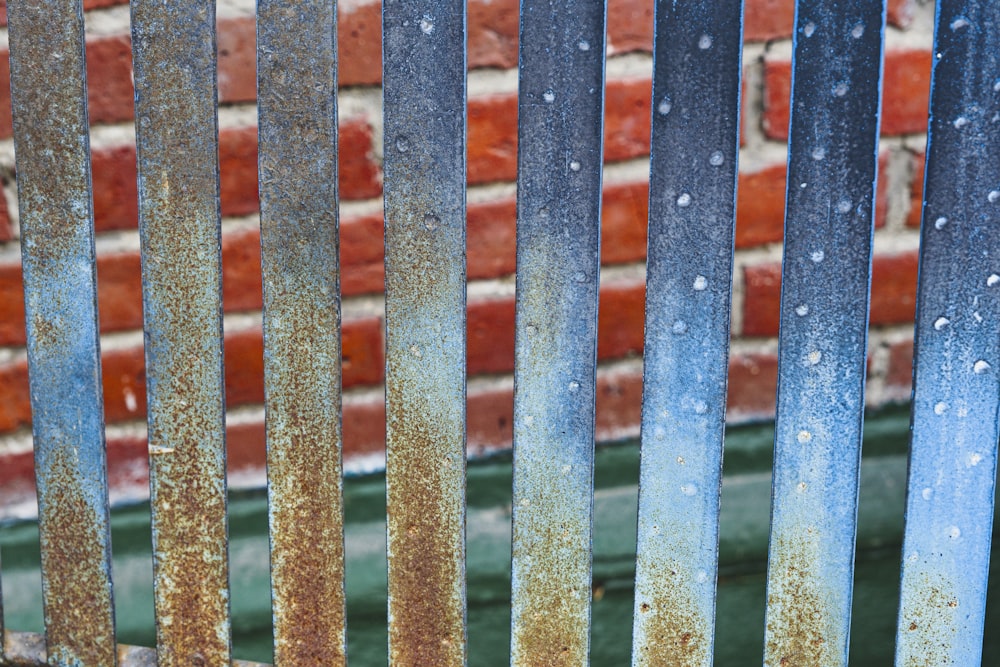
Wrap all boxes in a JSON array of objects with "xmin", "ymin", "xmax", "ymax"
[{"xmin": 0, "ymin": 0, "xmax": 933, "ymax": 515}]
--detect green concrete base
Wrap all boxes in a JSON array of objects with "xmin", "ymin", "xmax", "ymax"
[{"xmin": 3, "ymin": 406, "xmax": 999, "ymax": 664}]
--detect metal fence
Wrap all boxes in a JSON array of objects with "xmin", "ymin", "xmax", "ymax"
[{"xmin": 1, "ymin": 0, "xmax": 998, "ymax": 664}]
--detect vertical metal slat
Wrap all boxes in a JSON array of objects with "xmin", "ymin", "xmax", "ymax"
[
  {"xmin": 257, "ymin": 1, "xmax": 346, "ymax": 665},
  {"xmin": 131, "ymin": 3, "xmax": 231, "ymax": 664},
  {"xmin": 630, "ymin": 0, "xmax": 743, "ymax": 664},
  {"xmin": 762, "ymin": 0, "xmax": 884, "ymax": 664},
  {"xmin": 894, "ymin": 0, "xmax": 1000, "ymax": 662},
  {"xmin": 509, "ymin": 1, "xmax": 607, "ymax": 664},
  {"xmin": 383, "ymin": 1, "xmax": 468, "ymax": 664},
  {"xmin": 7, "ymin": 0, "xmax": 117, "ymax": 664}
]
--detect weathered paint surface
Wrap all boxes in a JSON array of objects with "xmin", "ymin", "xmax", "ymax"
[
  {"xmin": 630, "ymin": 0, "xmax": 742, "ymax": 664},
  {"xmin": 509, "ymin": 2, "xmax": 607, "ymax": 664},
  {"xmin": 131, "ymin": 2, "xmax": 231, "ymax": 664},
  {"xmin": 894, "ymin": 0, "xmax": 1000, "ymax": 663},
  {"xmin": 6, "ymin": 0, "xmax": 117, "ymax": 664},
  {"xmin": 382, "ymin": 1, "xmax": 468, "ymax": 664},
  {"xmin": 762, "ymin": 0, "xmax": 884, "ymax": 665},
  {"xmin": 257, "ymin": 2, "xmax": 347, "ymax": 665}
]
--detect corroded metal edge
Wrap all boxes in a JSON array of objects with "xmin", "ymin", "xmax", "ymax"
[
  {"xmin": 257, "ymin": 0, "xmax": 347, "ymax": 664},
  {"xmin": 382, "ymin": 1, "xmax": 469, "ymax": 664},
  {"xmin": 7, "ymin": 0, "xmax": 117, "ymax": 663}
]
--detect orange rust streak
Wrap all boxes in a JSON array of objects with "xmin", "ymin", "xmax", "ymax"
[
  {"xmin": 267, "ymin": 321, "xmax": 346, "ymax": 666},
  {"xmin": 633, "ymin": 562, "xmax": 710, "ymax": 667},
  {"xmin": 39, "ymin": 448, "xmax": 116, "ymax": 666},
  {"xmin": 764, "ymin": 538, "xmax": 837, "ymax": 667},
  {"xmin": 386, "ymin": 391, "xmax": 466, "ymax": 666}
]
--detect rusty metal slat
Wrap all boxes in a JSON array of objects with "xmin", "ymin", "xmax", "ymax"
[
  {"xmin": 6, "ymin": 0, "xmax": 117, "ymax": 664},
  {"xmin": 630, "ymin": 0, "xmax": 743, "ymax": 664},
  {"xmin": 762, "ymin": 1, "xmax": 885, "ymax": 665},
  {"xmin": 509, "ymin": 2, "xmax": 607, "ymax": 664},
  {"xmin": 131, "ymin": 2, "xmax": 231, "ymax": 664},
  {"xmin": 257, "ymin": 1, "xmax": 347, "ymax": 664},
  {"xmin": 383, "ymin": 1, "xmax": 468, "ymax": 664},
  {"xmin": 894, "ymin": 0, "xmax": 1000, "ymax": 662}
]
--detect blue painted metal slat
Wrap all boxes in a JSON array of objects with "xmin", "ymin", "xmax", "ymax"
[
  {"xmin": 130, "ymin": 2, "xmax": 232, "ymax": 664},
  {"xmin": 894, "ymin": 0, "xmax": 1000, "ymax": 662},
  {"xmin": 7, "ymin": 0, "xmax": 116, "ymax": 664},
  {"xmin": 630, "ymin": 0, "xmax": 743, "ymax": 664},
  {"xmin": 509, "ymin": 1, "xmax": 607, "ymax": 663},
  {"xmin": 382, "ymin": 1, "xmax": 468, "ymax": 664},
  {"xmin": 762, "ymin": 0, "xmax": 885, "ymax": 664},
  {"xmin": 257, "ymin": 1, "xmax": 347, "ymax": 665}
]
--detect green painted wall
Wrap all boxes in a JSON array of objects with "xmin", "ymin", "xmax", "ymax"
[{"xmin": 3, "ymin": 406, "xmax": 999, "ymax": 664}]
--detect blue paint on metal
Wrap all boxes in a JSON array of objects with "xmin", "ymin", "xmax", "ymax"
[
  {"xmin": 382, "ymin": 1, "xmax": 468, "ymax": 664},
  {"xmin": 630, "ymin": 0, "xmax": 743, "ymax": 664},
  {"xmin": 257, "ymin": 1, "xmax": 347, "ymax": 664},
  {"xmin": 131, "ymin": 1, "xmax": 231, "ymax": 664},
  {"xmin": 762, "ymin": 0, "xmax": 885, "ymax": 664},
  {"xmin": 894, "ymin": 0, "xmax": 1000, "ymax": 662},
  {"xmin": 7, "ymin": 0, "xmax": 117, "ymax": 664},
  {"xmin": 509, "ymin": 1, "xmax": 607, "ymax": 664}
]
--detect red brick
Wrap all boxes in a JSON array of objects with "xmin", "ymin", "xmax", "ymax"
[
  {"xmin": 604, "ymin": 79, "xmax": 653, "ymax": 162},
  {"xmin": 0, "ymin": 185, "xmax": 11, "ymax": 242},
  {"xmin": 339, "ymin": 1, "xmax": 384, "ymax": 86},
  {"xmin": 0, "ymin": 36, "xmax": 134, "ymax": 140},
  {"xmin": 85, "ymin": 36, "xmax": 135, "ymax": 128},
  {"xmin": 336, "ymin": 181, "xmax": 651, "ymax": 299},
  {"xmin": 0, "ymin": 262, "xmax": 26, "ymax": 346},
  {"xmin": 467, "ymin": 385, "xmax": 514, "ymax": 456},
  {"xmin": 908, "ymin": 152, "xmax": 926, "ymax": 228},
  {"xmin": 595, "ymin": 366, "xmax": 644, "ymax": 441},
  {"xmin": 742, "ymin": 250, "xmax": 920, "ymax": 337},
  {"xmin": 92, "ymin": 144, "xmax": 139, "ymax": 232},
  {"xmin": 726, "ymin": 353, "xmax": 779, "ymax": 421},
  {"xmin": 467, "ymin": 94, "xmax": 518, "ymax": 184},
  {"xmin": 870, "ymin": 251, "xmax": 919, "ymax": 326},
  {"xmin": 219, "ymin": 126, "xmax": 261, "ymax": 218},
  {"xmin": 468, "ymin": 199, "xmax": 517, "ymax": 279},
  {"xmin": 601, "ymin": 182, "xmax": 649, "ymax": 264},
  {"xmin": 97, "ymin": 317, "xmax": 384, "ymax": 427},
  {"xmin": 606, "ymin": 0, "xmax": 654, "ymax": 55},
  {"xmin": 468, "ymin": 0, "xmax": 519, "ymax": 70},
  {"xmin": 468, "ymin": 79, "xmax": 653, "ymax": 184},
  {"xmin": 734, "ymin": 154, "xmax": 888, "ymax": 250},
  {"xmin": 217, "ymin": 17, "xmax": 257, "ymax": 103},
  {"xmin": 763, "ymin": 49, "xmax": 932, "ymax": 140},
  {"xmin": 467, "ymin": 297, "xmax": 517, "ymax": 376},
  {"xmin": 0, "ymin": 359, "xmax": 30, "ymax": 432},
  {"xmin": 736, "ymin": 164, "xmax": 788, "ymax": 248},
  {"xmin": 597, "ymin": 282, "xmax": 646, "ymax": 359},
  {"xmin": 744, "ymin": 0, "xmax": 913, "ymax": 41},
  {"xmin": 336, "ymin": 0, "xmax": 657, "ymax": 87},
  {"xmin": 341, "ymin": 213, "xmax": 387, "ymax": 295},
  {"xmin": 885, "ymin": 339, "xmax": 915, "ymax": 394},
  {"xmin": 90, "ymin": 119, "xmax": 380, "ymax": 232}
]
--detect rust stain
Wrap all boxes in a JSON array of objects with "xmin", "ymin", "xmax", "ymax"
[
  {"xmin": 385, "ymin": 356, "xmax": 466, "ymax": 666},
  {"xmin": 897, "ymin": 574, "xmax": 960, "ymax": 667},
  {"xmin": 764, "ymin": 536, "xmax": 837, "ymax": 667},
  {"xmin": 131, "ymin": 0, "xmax": 232, "ymax": 662},
  {"xmin": 256, "ymin": 0, "xmax": 347, "ymax": 660},
  {"xmin": 266, "ymin": 307, "xmax": 346, "ymax": 666},
  {"xmin": 36, "ymin": 446, "xmax": 116, "ymax": 666},
  {"xmin": 633, "ymin": 561, "xmax": 711, "ymax": 667}
]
